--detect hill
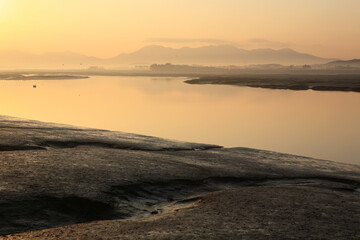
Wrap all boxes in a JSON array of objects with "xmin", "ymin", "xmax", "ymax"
[
  {"xmin": 109, "ymin": 45, "xmax": 332, "ymax": 66},
  {"xmin": 0, "ymin": 45, "xmax": 333, "ymax": 69}
]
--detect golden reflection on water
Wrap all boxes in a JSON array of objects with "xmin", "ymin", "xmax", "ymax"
[{"xmin": 0, "ymin": 76, "xmax": 359, "ymax": 164}]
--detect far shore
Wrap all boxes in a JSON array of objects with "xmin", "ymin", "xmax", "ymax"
[
  {"xmin": 185, "ymin": 74, "xmax": 360, "ymax": 92},
  {"xmin": 0, "ymin": 73, "xmax": 89, "ymax": 80},
  {"xmin": 1, "ymin": 70, "xmax": 360, "ymax": 93}
]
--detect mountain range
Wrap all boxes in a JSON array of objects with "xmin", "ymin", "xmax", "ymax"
[{"xmin": 0, "ymin": 45, "xmax": 334, "ymax": 69}]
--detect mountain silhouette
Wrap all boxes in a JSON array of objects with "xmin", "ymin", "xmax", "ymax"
[
  {"xmin": 108, "ymin": 45, "xmax": 332, "ymax": 65},
  {"xmin": 0, "ymin": 45, "xmax": 333, "ymax": 68}
]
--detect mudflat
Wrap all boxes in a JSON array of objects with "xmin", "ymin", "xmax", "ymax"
[{"xmin": 0, "ymin": 115, "xmax": 359, "ymax": 239}]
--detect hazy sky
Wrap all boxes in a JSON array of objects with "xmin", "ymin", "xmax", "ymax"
[{"xmin": 0, "ymin": 0, "xmax": 359, "ymax": 59}]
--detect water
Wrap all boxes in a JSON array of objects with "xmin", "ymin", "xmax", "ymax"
[{"xmin": 0, "ymin": 76, "xmax": 359, "ymax": 164}]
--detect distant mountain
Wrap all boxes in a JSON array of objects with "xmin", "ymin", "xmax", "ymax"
[
  {"xmin": 108, "ymin": 45, "xmax": 332, "ymax": 66},
  {"xmin": 0, "ymin": 45, "xmax": 333, "ymax": 69},
  {"xmin": 0, "ymin": 51, "xmax": 102, "ymax": 69}
]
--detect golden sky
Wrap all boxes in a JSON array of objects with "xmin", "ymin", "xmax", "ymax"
[{"xmin": 0, "ymin": 0, "xmax": 359, "ymax": 59}]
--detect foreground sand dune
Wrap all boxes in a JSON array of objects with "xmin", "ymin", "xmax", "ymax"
[{"xmin": 0, "ymin": 115, "xmax": 359, "ymax": 239}]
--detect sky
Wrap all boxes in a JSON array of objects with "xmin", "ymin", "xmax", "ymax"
[{"xmin": 0, "ymin": 0, "xmax": 359, "ymax": 59}]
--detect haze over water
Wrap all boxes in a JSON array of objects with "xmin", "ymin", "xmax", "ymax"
[{"xmin": 1, "ymin": 76, "xmax": 359, "ymax": 164}]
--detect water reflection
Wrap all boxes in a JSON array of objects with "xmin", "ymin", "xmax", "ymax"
[{"xmin": 0, "ymin": 76, "xmax": 359, "ymax": 164}]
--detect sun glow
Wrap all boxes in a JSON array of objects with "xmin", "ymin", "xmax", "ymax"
[
  {"xmin": 0, "ymin": 0, "xmax": 17, "ymax": 21},
  {"xmin": 0, "ymin": 0, "xmax": 10, "ymax": 20},
  {"xmin": 0, "ymin": 1, "xmax": 359, "ymax": 59}
]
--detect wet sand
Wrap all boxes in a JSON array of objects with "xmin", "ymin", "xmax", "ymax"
[{"xmin": 0, "ymin": 115, "xmax": 359, "ymax": 239}]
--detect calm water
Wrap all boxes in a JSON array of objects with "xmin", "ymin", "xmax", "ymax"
[{"xmin": 1, "ymin": 76, "xmax": 359, "ymax": 164}]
